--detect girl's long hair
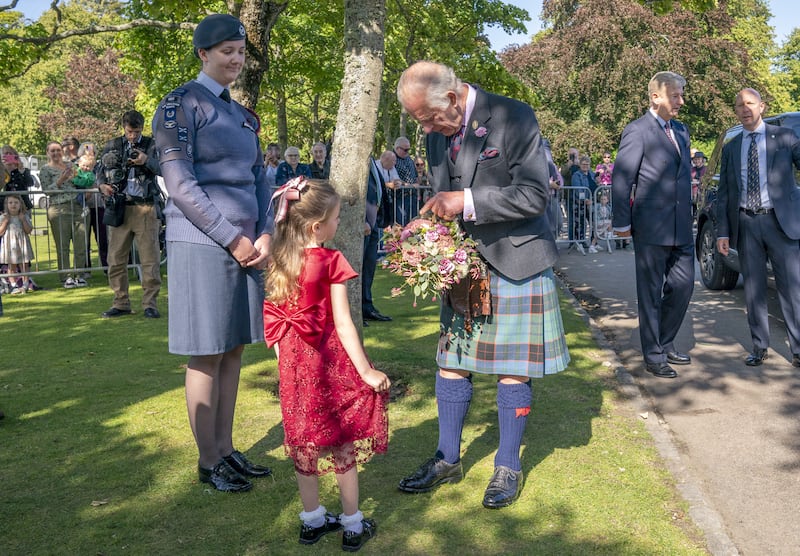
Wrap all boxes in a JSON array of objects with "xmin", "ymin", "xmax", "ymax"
[{"xmin": 265, "ymin": 179, "xmax": 340, "ymax": 304}]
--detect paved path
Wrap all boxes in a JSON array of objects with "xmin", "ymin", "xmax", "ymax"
[{"xmin": 556, "ymin": 245, "xmax": 800, "ymax": 556}]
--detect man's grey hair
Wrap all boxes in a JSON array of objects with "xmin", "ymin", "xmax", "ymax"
[
  {"xmin": 648, "ymin": 71, "xmax": 686, "ymax": 96},
  {"xmin": 393, "ymin": 136, "xmax": 411, "ymax": 149},
  {"xmin": 397, "ymin": 61, "xmax": 464, "ymax": 111}
]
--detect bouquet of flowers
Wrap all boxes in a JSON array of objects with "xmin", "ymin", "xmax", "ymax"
[{"xmin": 382, "ymin": 217, "xmax": 485, "ymax": 306}]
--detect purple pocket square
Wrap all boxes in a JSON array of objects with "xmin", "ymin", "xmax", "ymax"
[{"xmin": 478, "ymin": 148, "xmax": 499, "ymax": 162}]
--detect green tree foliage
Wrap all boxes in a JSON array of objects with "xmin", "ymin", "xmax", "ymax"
[
  {"xmin": 0, "ymin": 1, "xmax": 122, "ymax": 152},
  {"xmin": 774, "ymin": 28, "xmax": 800, "ymax": 108},
  {"xmin": 501, "ymin": 0, "xmax": 753, "ymax": 161},
  {"xmin": 378, "ymin": 0, "xmax": 532, "ymax": 150}
]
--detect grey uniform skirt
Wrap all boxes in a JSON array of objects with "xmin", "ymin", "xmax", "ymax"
[{"xmin": 167, "ymin": 241, "xmax": 264, "ymax": 356}]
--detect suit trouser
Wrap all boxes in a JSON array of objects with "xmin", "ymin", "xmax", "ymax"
[
  {"xmin": 107, "ymin": 204, "xmax": 161, "ymax": 311},
  {"xmin": 633, "ymin": 241, "xmax": 694, "ymax": 364},
  {"xmin": 361, "ymin": 226, "xmax": 379, "ymax": 312},
  {"xmin": 738, "ymin": 210, "xmax": 800, "ymax": 354}
]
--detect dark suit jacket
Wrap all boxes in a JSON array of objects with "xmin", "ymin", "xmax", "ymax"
[
  {"xmin": 426, "ymin": 87, "xmax": 556, "ymax": 281},
  {"xmin": 366, "ymin": 158, "xmax": 381, "ymax": 230},
  {"xmin": 612, "ymin": 113, "xmax": 693, "ymax": 246},
  {"xmin": 716, "ymin": 123, "xmax": 800, "ymax": 245}
]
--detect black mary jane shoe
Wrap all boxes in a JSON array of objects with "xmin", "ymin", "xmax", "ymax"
[
  {"xmin": 342, "ymin": 518, "xmax": 376, "ymax": 552},
  {"xmin": 666, "ymin": 351, "xmax": 691, "ymax": 365},
  {"xmin": 223, "ymin": 450, "xmax": 272, "ymax": 478},
  {"xmin": 398, "ymin": 457, "xmax": 463, "ymax": 493},
  {"xmin": 482, "ymin": 465, "xmax": 522, "ymax": 509},
  {"xmin": 299, "ymin": 513, "xmax": 342, "ymax": 545},
  {"xmin": 198, "ymin": 459, "xmax": 252, "ymax": 492},
  {"xmin": 745, "ymin": 348, "xmax": 768, "ymax": 367}
]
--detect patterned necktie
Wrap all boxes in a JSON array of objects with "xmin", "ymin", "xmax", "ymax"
[
  {"xmin": 664, "ymin": 121, "xmax": 679, "ymax": 151},
  {"xmin": 220, "ymin": 89, "xmax": 231, "ymax": 103},
  {"xmin": 449, "ymin": 126, "xmax": 465, "ymax": 162},
  {"xmin": 746, "ymin": 132, "xmax": 761, "ymax": 210}
]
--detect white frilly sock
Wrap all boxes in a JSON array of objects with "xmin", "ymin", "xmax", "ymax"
[
  {"xmin": 339, "ymin": 510, "xmax": 364, "ymax": 534},
  {"xmin": 299, "ymin": 505, "xmax": 327, "ymax": 528}
]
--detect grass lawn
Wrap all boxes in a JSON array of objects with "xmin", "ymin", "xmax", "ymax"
[{"xmin": 0, "ymin": 267, "xmax": 707, "ymax": 555}]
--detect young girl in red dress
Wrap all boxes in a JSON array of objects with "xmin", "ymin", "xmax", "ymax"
[{"xmin": 263, "ymin": 177, "xmax": 390, "ymax": 552}]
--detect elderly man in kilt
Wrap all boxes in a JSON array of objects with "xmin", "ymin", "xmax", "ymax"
[{"xmin": 395, "ymin": 61, "xmax": 570, "ymax": 509}]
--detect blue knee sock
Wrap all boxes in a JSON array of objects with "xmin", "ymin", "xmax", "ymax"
[
  {"xmin": 494, "ymin": 381, "xmax": 532, "ymax": 471},
  {"xmin": 435, "ymin": 373, "xmax": 472, "ymax": 464}
]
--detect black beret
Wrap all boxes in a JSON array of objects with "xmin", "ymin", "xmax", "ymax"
[{"xmin": 193, "ymin": 14, "xmax": 246, "ymax": 57}]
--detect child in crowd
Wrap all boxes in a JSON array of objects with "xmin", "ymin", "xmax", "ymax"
[
  {"xmin": 72, "ymin": 154, "xmax": 97, "ymax": 219},
  {"xmin": 592, "ymin": 191, "xmax": 614, "ymax": 253},
  {"xmin": 263, "ymin": 177, "xmax": 390, "ymax": 552},
  {"xmin": 0, "ymin": 195, "xmax": 34, "ymax": 294}
]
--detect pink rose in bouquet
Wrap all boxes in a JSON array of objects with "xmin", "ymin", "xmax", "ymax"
[{"xmin": 382, "ymin": 216, "xmax": 485, "ymax": 306}]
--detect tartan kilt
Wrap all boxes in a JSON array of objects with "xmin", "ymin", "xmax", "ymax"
[{"xmin": 436, "ymin": 267, "xmax": 570, "ymax": 378}]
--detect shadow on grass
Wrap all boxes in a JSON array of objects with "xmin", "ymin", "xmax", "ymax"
[{"xmin": 0, "ymin": 269, "xmax": 702, "ymax": 554}]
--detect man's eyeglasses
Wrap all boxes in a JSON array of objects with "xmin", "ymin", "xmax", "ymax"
[{"xmin": 397, "ymin": 147, "xmax": 410, "ymax": 153}]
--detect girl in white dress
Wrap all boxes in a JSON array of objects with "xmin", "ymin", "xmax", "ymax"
[{"xmin": 0, "ymin": 194, "xmax": 34, "ymax": 294}]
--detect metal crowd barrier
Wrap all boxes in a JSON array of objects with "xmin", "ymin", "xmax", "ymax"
[
  {"xmin": 552, "ymin": 185, "xmax": 620, "ymax": 254},
  {"xmin": 0, "ymin": 189, "xmax": 156, "ymax": 290}
]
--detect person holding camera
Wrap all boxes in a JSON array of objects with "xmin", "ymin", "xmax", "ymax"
[{"xmin": 97, "ymin": 110, "xmax": 162, "ymax": 319}]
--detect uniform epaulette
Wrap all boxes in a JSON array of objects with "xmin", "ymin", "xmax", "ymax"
[{"xmin": 162, "ymin": 88, "xmax": 188, "ymax": 109}]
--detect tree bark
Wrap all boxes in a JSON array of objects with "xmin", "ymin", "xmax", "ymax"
[
  {"xmin": 233, "ymin": 0, "xmax": 288, "ymax": 109},
  {"xmin": 328, "ymin": 0, "xmax": 386, "ymax": 330}
]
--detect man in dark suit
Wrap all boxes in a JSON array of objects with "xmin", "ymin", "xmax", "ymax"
[
  {"xmin": 612, "ymin": 71, "xmax": 694, "ymax": 379},
  {"xmin": 395, "ymin": 61, "xmax": 570, "ymax": 509},
  {"xmin": 715, "ymin": 88, "xmax": 800, "ymax": 367},
  {"xmin": 362, "ymin": 157, "xmax": 392, "ymax": 325}
]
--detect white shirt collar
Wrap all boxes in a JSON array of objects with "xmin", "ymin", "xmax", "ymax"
[{"xmin": 197, "ymin": 71, "xmax": 226, "ymax": 97}]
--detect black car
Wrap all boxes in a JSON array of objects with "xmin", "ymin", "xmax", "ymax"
[{"xmin": 695, "ymin": 112, "xmax": 800, "ymax": 289}]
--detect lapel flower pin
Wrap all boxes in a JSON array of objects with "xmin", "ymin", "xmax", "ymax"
[{"xmin": 474, "ymin": 126, "xmax": 488, "ymax": 137}]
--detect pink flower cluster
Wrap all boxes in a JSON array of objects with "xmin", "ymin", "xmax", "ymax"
[{"xmin": 383, "ymin": 217, "xmax": 484, "ymax": 306}]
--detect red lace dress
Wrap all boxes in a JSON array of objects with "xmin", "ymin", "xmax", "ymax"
[{"xmin": 263, "ymin": 247, "xmax": 389, "ymax": 476}]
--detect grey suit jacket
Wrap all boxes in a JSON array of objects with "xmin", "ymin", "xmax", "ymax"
[
  {"xmin": 612, "ymin": 113, "xmax": 693, "ymax": 246},
  {"xmin": 716, "ymin": 123, "xmax": 800, "ymax": 245},
  {"xmin": 426, "ymin": 87, "xmax": 557, "ymax": 281}
]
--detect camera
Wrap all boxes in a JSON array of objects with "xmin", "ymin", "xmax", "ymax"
[
  {"xmin": 127, "ymin": 148, "xmax": 142, "ymax": 164},
  {"xmin": 101, "ymin": 149, "xmax": 128, "ymax": 185}
]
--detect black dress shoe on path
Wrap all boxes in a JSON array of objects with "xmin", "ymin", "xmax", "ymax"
[
  {"xmin": 398, "ymin": 457, "xmax": 463, "ymax": 493},
  {"xmin": 143, "ymin": 307, "xmax": 160, "ymax": 318},
  {"xmin": 342, "ymin": 518, "xmax": 377, "ymax": 552},
  {"xmin": 666, "ymin": 351, "xmax": 691, "ymax": 365},
  {"xmin": 482, "ymin": 465, "xmax": 523, "ymax": 509},
  {"xmin": 223, "ymin": 450, "xmax": 272, "ymax": 478},
  {"xmin": 793, "ymin": 354, "xmax": 800, "ymax": 368},
  {"xmin": 745, "ymin": 348, "xmax": 768, "ymax": 367},
  {"xmin": 645, "ymin": 362, "xmax": 678, "ymax": 378},
  {"xmin": 299, "ymin": 513, "xmax": 342, "ymax": 545},
  {"xmin": 102, "ymin": 307, "xmax": 131, "ymax": 318},
  {"xmin": 198, "ymin": 459, "xmax": 252, "ymax": 492},
  {"xmin": 364, "ymin": 309, "xmax": 392, "ymax": 322}
]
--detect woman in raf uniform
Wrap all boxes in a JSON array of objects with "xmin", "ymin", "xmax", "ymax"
[{"xmin": 153, "ymin": 14, "xmax": 274, "ymax": 493}]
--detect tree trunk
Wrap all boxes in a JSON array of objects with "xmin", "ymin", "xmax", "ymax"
[
  {"xmin": 275, "ymin": 87, "xmax": 289, "ymax": 151},
  {"xmin": 328, "ymin": 0, "xmax": 386, "ymax": 330},
  {"xmin": 233, "ymin": 0, "xmax": 288, "ymax": 109}
]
